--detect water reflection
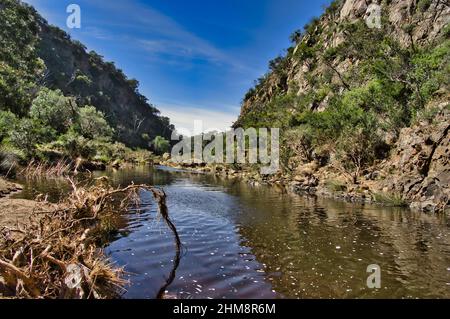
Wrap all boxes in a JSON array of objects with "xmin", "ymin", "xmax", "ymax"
[{"xmin": 15, "ymin": 166, "xmax": 450, "ymax": 298}]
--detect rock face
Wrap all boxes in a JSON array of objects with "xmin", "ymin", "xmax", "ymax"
[
  {"xmin": 235, "ymin": 0, "xmax": 450, "ymax": 126},
  {"xmin": 379, "ymin": 103, "xmax": 450, "ymax": 212},
  {"xmin": 339, "ymin": 0, "xmax": 450, "ymax": 46},
  {"xmin": 234, "ymin": 0, "xmax": 449, "ymax": 212}
]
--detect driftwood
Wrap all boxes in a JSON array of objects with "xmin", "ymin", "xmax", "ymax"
[{"xmin": 0, "ymin": 177, "xmax": 180, "ymax": 299}]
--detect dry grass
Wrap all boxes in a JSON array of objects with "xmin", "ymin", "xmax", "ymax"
[
  {"xmin": 0, "ymin": 177, "xmax": 177, "ymax": 299},
  {"xmin": 19, "ymin": 160, "xmax": 73, "ymax": 179}
]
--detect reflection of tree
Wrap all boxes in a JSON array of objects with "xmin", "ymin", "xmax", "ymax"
[
  {"xmin": 28, "ymin": 167, "xmax": 448, "ymax": 298},
  {"xmin": 213, "ymin": 182, "xmax": 450, "ymax": 298}
]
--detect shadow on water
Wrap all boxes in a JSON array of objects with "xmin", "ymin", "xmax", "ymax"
[{"xmin": 14, "ymin": 166, "xmax": 450, "ymax": 299}]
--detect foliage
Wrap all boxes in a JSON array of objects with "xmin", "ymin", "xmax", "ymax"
[
  {"xmin": 29, "ymin": 88, "xmax": 76, "ymax": 134},
  {"xmin": 325, "ymin": 179, "xmax": 347, "ymax": 192},
  {"xmin": 0, "ymin": 111, "xmax": 18, "ymax": 142},
  {"xmin": 238, "ymin": 7, "xmax": 449, "ymax": 180},
  {"xmin": 371, "ymin": 192, "xmax": 408, "ymax": 207},
  {"xmin": 152, "ymin": 136, "xmax": 170, "ymax": 155},
  {"xmin": 0, "ymin": 0, "xmax": 44, "ymax": 115},
  {"xmin": 9, "ymin": 118, "xmax": 43, "ymax": 157},
  {"xmin": 75, "ymin": 106, "xmax": 114, "ymax": 140}
]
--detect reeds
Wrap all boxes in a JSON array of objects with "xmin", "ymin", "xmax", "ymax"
[
  {"xmin": 0, "ymin": 177, "xmax": 177, "ymax": 299},
  {"xmin": 19, "ymin": 160, "xmax": 73, "ymax": 179}
]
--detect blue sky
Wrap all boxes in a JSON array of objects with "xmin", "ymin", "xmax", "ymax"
[{"xmin": 24, "ymin": 0, "xmax": 331, "ymax": 132}]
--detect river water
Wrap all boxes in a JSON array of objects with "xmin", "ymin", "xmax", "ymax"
[{"xmin": 15, "ymin": 166, "xmax": 450, "ymax": 299}]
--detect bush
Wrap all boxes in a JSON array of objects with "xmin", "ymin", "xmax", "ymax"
[
  {"xmin": 0, "ymin": 145, "xmax": 22, "ymax": 177},
  {"xmin": 325, "ymin": 179, "xmax": 347, "ymax": 192},
  {"xmin": 53, "ymin": 129, "xmax": 96, "ymax": 159},
  {"xmin": 292, "ymin": 96, "xmax": 386, "ymax": 181},
  {"xmin": 30, "ymin": 88, "xmax": 76, "ymax": 134},
  {"xmin": 152, "ymin": 136, "xmax": 170, "ymax": 155},
  {"xmin": 75, "ymin": 106, "xmax": 114, "ymax": 140},
  {"xmin": 0, "ymin": 111, "xmax": 18, "ymax": 142},
  {"xmin": 9, "ymin": 118, "xmax": 45, "ymax": 157}
]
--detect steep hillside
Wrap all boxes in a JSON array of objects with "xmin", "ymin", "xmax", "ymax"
[
  {"xmin": 0, "ymin": 0, "xmax": 173, "ymax": 149},
  {"xmin": 235, "ymin": 0, "xmax": 449, "ymax": 212},
  {"xmin": 236, "ymin": 0, "xmax": 449, "ymax": 126}
]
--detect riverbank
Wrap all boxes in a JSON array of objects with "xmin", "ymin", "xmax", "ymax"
[
  {"xmin": 158, "ymin": 103, "xmax": 449, "ymax": 214},
  {"xmin": 0, "ymin": 178, "xmax": 23, "ymax": 199},
  {"xmin": 164, "ymin": 161, "xmax": 448, "ymax": 213},
  {"xmin": 0, "ymin": 176, "xmax": 174, "ymax": 299},
  {"xmin": 1, "ymin": 177, "xmax": 56, "ymax": 235}
]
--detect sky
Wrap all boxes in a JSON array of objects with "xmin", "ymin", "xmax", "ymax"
[{"xmin": 23, "ymin": 0, "xmax": 332, "ymax": 133}]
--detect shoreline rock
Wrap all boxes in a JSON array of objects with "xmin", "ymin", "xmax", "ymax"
[
  {"xmin": 0, "ymin": 178, "xmax": 23, "ymax": 199},
  {"xmin": 159, "ymin": 159, "xmax": 448, "ymax": 213}
]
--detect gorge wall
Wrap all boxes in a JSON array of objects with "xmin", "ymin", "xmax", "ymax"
[{"xmin": 235, "ymin": 0, "xmax": 449, "ymax": 212}]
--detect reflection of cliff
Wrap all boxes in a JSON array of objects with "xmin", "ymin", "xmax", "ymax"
[
  {"xmin": 97, "ymin": 168, "xmax": 450, "ymax": 298},
  {"xmin": 223, "ymin": 183, "xmax": 450, "ymax": 298}
]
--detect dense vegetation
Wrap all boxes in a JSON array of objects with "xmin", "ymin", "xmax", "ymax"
[
  {"xmin": 0, "ymin": 0, "xmax": 172, "ymax": 172},
  {"xmin": 236, "ymin": 0, "xmax": 449, "ymax": 180}
]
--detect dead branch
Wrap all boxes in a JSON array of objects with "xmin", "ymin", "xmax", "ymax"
[{"xmin": 0, "ymin": 177, "xmax": 178, "ymax": 299}]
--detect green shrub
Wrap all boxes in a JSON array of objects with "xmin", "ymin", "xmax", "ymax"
[
  {"xmin": 152, "ymin": 136, "xmax": 170, "ymax": 155},
  {"xmin": 53, "ymin": 129, "xmax": 96, "ymax": 159},
  {"xmin": 325, "ymin": 179, "xmax": 347, "ymax": 192},
  {"xmin": 372, "ymin": 192, "xmax": 408, "ymax": 207},
  {"xmin": 0, "ymin": 111, "xmax": 18, "ymax": 142},
  {"xmin": 9, "ymin": 118, "xmax": 47, "ymax": 157},
  {"xmin": 0, "ymin": 144, "xmax": 23, "ymax": 177},
  {"xmin": 417, "ymin": 0, "xmax": 432, "ymax": 12},
  {"xmin": 29, "ymin": 88, "xmax": 76, "ymax": 135},
  {"xmin": 75, "ymin": 106, "xmax": 114, "ymax": 140}
]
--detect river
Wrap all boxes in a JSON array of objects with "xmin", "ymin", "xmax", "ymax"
[{"xmin": 15, "ymin": 166, "xmax": 450, "ymax": 299}]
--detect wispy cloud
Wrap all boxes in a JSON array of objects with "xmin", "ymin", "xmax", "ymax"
[
  {"xmin": 139, "ymin": 39, "xmax": 224, "ymax": 65},
  {"xmin": 82, "ymin": 26, "xmax": 113, "ymax": 41},
  {"xmin": 87, "ymin": 0, "xmax": 244, "ymax": 70}
]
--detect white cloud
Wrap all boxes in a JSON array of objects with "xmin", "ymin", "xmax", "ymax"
[{"xmin": 159, "ymin": 104, "xmax": 239, "ymax": 135}]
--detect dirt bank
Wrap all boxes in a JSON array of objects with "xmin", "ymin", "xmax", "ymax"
[{"xmin": 0, "ymin": 198, "xmax": 58, "ymax": 230}]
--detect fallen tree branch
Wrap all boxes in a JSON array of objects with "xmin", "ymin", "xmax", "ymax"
[{"xmin": 0, "ymin": 177, "xmax": 179, "ymax": 299}]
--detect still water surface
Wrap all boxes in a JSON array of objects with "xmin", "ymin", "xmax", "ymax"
[{"xmin": 16, "ymin": 166, "xmax": 450, "ymax": 298}]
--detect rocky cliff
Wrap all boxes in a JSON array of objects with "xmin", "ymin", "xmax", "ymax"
[
  {"xmin": 379, "ymin": 101, "xmax": 449, "ymax": 212},
  {"xmin": 235, "ymin": 0, "xmax": 450, "ymax": 212},
  {"xmin": 236, "ymin": 0, "xmax": 449, "ymax": 123}
]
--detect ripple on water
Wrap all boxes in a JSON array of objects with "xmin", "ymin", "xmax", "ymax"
[{"xmin": 18, "ymin": 167, "xmax": 450, "ymax": 299}]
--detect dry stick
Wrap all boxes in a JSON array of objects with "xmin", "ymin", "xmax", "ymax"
[
  {"xmin": 0, "ymin": 181, "xmax": 180, "ymax": 299},
  {"xmin": 0, "ymin": 258, "xmax": 29, "ymax": 281}
]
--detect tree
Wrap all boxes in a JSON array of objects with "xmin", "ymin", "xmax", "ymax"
[
  {"xmin": 0, "ymin": 0, "xmax": 44, "ymax": 115},
  {"xmin": 75, "ymin": 106, "xmax": 114, "ymax": 140},
  {"xmin": 0, "ymin": 111, "xmax": 18, "ymax": 142},
  {"xmin": 152, "ymin": 136, "xmax": 170, "ymax": 155},
  {"xmin": 290, "ymin": 30, "xmax": 303, "ymax": 44},
  {"xmin": 9, "ymin": 118, "xmax": 41, "ymax": 157},
  {"xmin": 29, "ymin": 88, "xmax": 76, "ymax": 134}
]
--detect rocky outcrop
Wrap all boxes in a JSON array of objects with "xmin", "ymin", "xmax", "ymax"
[
  {"xmin": 236, "ymin": 0, "xmax": 450, "ymax": 126},
  {"xmin": 378, "ymin": 102, "xmax": 450, "ymax": 212},
  {"xmin": 0, "ymin": 178, "xmax": 22, "ymax": 199},
  {"xmin": 340, "ymin": 0, "xmax": 450, "ymax": 46},
  {"xmin": 233, "ymin": 0, "xmax": 449, "ymax": 212}
]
